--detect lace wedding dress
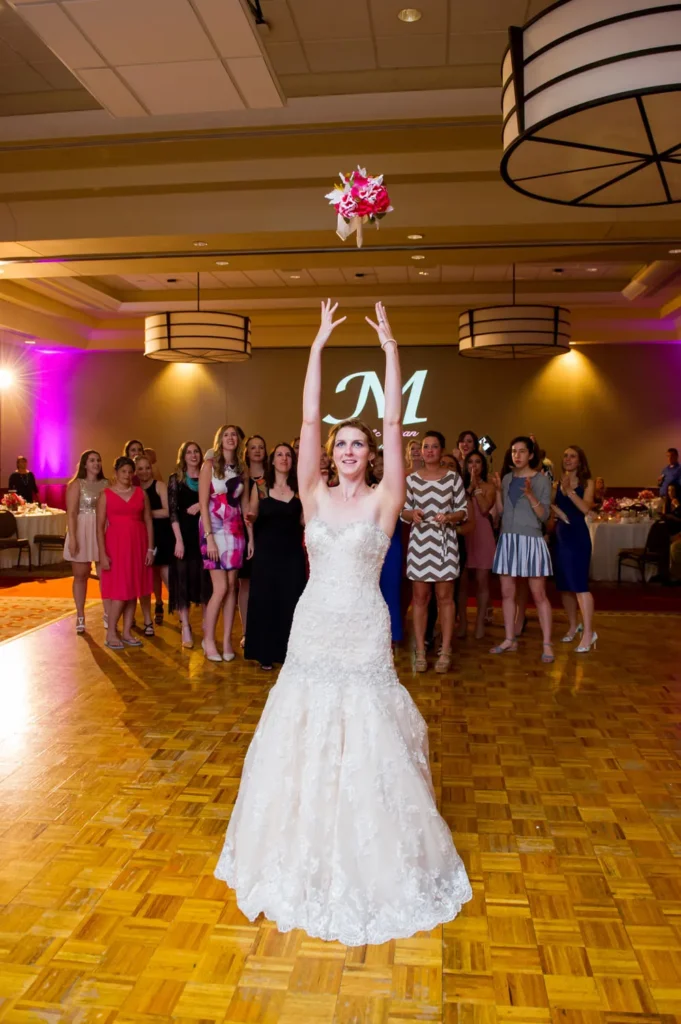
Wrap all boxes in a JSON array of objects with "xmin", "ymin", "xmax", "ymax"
[{"xmin": 215, "ymin": 517, "xmax": 472, "ymax": 946}]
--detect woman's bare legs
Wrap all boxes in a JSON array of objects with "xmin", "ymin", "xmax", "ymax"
[
  {"xmin": 500, "ymin": 575, "xmax": 517, "ymax": 645},
  {"xmin": 204, "ymin": 569, "xmax": 227, "ymax": 656},
  {"xmin": 561, "ymin": 591, "xmax": 579, "ymax": 637},
  {"xmin": 412, "ymin": 581, "xmax": 431, "ymax": 655},
  {"xmin": 528, "ymin": 576, "xmax": 552, "ymax": 646},
  {"xmin": 576, "ymin": 591, "xmax": 595, "ymax": 646},
  {"xmin": 72, "ymin": 562, "xmax": 90, "ymax": 619},
  {"xmin": 435, "ymin": 580, "xmax": 455, "ymax": 653}
]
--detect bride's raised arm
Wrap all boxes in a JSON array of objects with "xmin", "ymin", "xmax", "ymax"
[
  {"xmin": 365, "ymin": 302, "xmax": 405, "ymax": 520},
  {"xmin": 298, "ymin": 299, "xmax": 346, "ymax": 514}
]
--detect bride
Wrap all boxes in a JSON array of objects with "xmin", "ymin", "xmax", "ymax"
[{"xmin": 215, "ymin": 300, "xmax": 472, "ymax": 946}]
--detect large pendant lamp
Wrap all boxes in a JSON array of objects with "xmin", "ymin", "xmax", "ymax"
[
  {"xmin": 501, "ymin": 0, "xmax": 681, "ymax": 207},
  {"xmin": 144, "ymin": 275, "xmax": 251, "ymax": 363},
  {"xmin": 458, "ymin": 266, "xmax": 571, "ymax": 358}
]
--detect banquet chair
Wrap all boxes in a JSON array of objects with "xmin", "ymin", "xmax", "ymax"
[
  {"xmin": 617, "ymin": 520, "xmax": 669, "ymax": 585},
  {"xmin": 33, "ymin": 531, "xmax": 66, "ymax": 566},
  {"xmin": 0, "ymin": 510, "xmax": 32, "ymax": 568}
]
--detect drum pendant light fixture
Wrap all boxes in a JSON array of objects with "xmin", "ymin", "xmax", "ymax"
[
  {"xmin": 500, "ymin": 0, "xmax": 681, "ymax": 207},
  {"xmin": 458, "ymin": 266, "xmax": 571, "ymax": 358},
  {"xmin": 144, "ymin": 274, "xmax": 251, "ymax": 363}
]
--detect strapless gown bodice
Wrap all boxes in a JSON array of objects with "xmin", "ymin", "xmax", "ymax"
[{"xmin": 215, "ymin": 516, "xmax": 472, "ymax": 946}]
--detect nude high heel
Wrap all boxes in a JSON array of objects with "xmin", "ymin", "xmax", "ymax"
[{"xmin": 575, "ymin": 632, "xmax": 598, "ymax": 653}]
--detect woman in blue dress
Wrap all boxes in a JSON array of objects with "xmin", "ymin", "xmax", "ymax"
[
  {"xmin": 552, "ymin": 445, "xmax": 597, "ymax": 653},
  {"xmin": 372, "ymin": 451, "xmax": 403, "ymax": 642}
]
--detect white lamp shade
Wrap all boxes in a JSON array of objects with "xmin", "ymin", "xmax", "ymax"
[
  {"xmin": 144, "ymin": 311, "xmax": 251, "ymax": 362},
  {"xmin": 501, "ymin": 0, "xmax": 681, "ymax": 206},
  {"xmin": 458, "ymin": 305, "xmax": 571, "ymax": 358}
]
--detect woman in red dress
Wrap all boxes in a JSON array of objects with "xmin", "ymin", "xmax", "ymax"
[{"xmin": 97, "ymin": 456, "xmax": 154, "ymax": 649}]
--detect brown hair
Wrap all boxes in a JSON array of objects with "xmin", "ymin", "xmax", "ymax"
[
  {"xmin": 174, "ymin": 440, "xmax": 203, "ymax": 485},
  {"xmin": 212, "ymin": 423, "xmax": 246, "ymax": 480},
  {"xmin": 325, "ymin": 419, "xmax": 377, "ymax": 484},
  {"xmin": 564, "ymin": 445, "xmax": 592, "ymax": 487},
  {"xmin": 69, "ymin": 449, "xmax": 104, "ymax": 484},
  {"xmin": 266, "ymin": 442, "xmax": 298, "ymax": 492}
]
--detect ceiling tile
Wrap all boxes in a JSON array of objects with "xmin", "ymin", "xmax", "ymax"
[
  {"xmin": 243, "ymin": 269, "xmax": 284, "ymax": 287},
  {"xmin": 341, "ymin": 267, "xmax": 377, "ymax": 283},
  {"xmin": 192, "ymin": 0, "xmax": 262, "ymax": 58},
  {"xmin": 448, "ymin": 31, "xmax": 507, "ymax": 65},
  {"xmin": 448, "ymin": 0, "xmax": 526, "ymax": 33},
  {"xmin": 213, "ymin": 270, "xmax": 256, "ymax": 287},
  {"xmin": 441, "ymin": 265, "xmax": 474, "ymax": 281},
  {"xmin": 276, "ymin": 269, "xmax": 315, "ymax": 286},
  {"xmin": 375, "ymin": 266, "xmax": 408, "ymax": 284},
  {"xmin": 0, "ymin": 40, "xmax": 25, "ymax": 66},
  {"xmin": 119, "ymin": 60, "xmax": 244, "ymax": 114},
  {"xmin": 30, "ymin": 59, "xmax": 84, "ymax": 91},
  {"xmin": 370, "ymin": 0, "xmax": 447, "ymax": 35},
  {"xmin": 287, "ymin": 0, "xmax": 372, "ymax": 40},
  {"xmin": 525, "ymin": 0, "xmax": 555, "ymax": 17},
  {"xmin": 303, "ymin": 37, "xmax": 376, "ymax": 73},
  {"xmin": 0, "ymin": 62, "xmax": 49, "ymax": 93},
  {"xmin": 408, "ymin": 264, "xmax": 441, "ymax": 282},
  {"xmin": 226, "ymin": 56, "xmax": 282, "ymax": 108},
  {"xmin": 308, "ymin": 268, "xmax": 345, "ymax": 285},
  {"xmin": 63, "ymin": 0, "xmax": 216, "ymax": 65},
  {"xmin": 264, "ymin": 40, "xmax": 308, "ymax": 75},
  {"xmin": 76, "ymin": 66, "xmax": 147, "ymax": 115},
  {"xmin": 260, "ymin": 0, "xmax": 300, "ymax": 42},
  {"xmin": 16, "ymin": 4, "xmax": 106, "ymax": 69},
  {"xmin": 377, "ymin": 33, "xmax": 447, "ymax": 68}
]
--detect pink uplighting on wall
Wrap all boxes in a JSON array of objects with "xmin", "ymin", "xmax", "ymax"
[{"xmin": 32, "ymin": 348, "xmax": 77, "ymax": 480}]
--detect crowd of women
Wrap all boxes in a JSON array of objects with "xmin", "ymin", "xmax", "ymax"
[{"xmin": 63, "ymin": 420, "xmax": 605, "ymax": 670}]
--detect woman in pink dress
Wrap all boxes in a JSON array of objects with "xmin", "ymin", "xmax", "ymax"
[
  {"xmin": 97, "ymin": 456, "xmax": 154, "ymax": 650},
  {"xmin": 461, "ymin": 450, "xmax": 496, "ymax": 638}
]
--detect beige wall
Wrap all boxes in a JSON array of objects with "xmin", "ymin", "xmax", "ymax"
[{"xmin": 1, "ymin": 342, "xmax": 679, "ymax": 489}]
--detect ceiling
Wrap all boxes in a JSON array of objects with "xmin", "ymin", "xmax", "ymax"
[{"xmin": 0, "ymin": 0, "xmax": 680, "ymax": 351}]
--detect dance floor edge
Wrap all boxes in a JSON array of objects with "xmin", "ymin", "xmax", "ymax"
[{"xmin": 0, "ymin": 609, "xmax": 680, "ymax": 1024}]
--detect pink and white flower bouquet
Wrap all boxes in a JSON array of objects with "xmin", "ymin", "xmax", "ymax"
[
  {"xmin": 1, "ymin": 493, "xmax": 26, "ymax": 512},
  {"xmin": 325, "ymin": 167, "xmax": 393, "ymax": 248}
]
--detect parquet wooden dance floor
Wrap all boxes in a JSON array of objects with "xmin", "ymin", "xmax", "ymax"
[{"xmin": 0, "ymin": 609, "xmax": 680, "ymax": 1024}]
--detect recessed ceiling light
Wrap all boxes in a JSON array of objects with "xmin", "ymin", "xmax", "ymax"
[
  {"xmin": 290, "ymin": 274, "xmax": 301, "ymax": 279},
  {"xmin": 586, "ymin": 267, "xmax": 598, "ymax": 272},
  {"xmin": 215, "ymin": 260, "xmax": 229, "ymax": 266},
  {"xmin": 398, "ymin": 8, "xmax": 422, "ymax": 22},
  {"xmin": 411, "ymin": 254, "xmax": 425, "ymax": 260},
  {"xmin": 669, "ymin": 248, "xmax": 681, "ymax": 254},
  {"xmin": 24, "ymin": 339, "xmax": 36, "ymax": 345},
  {"xmin": 418, "ymin": 271, "xmax": 429, "ymax": 276},
  {"xmin": 408, "ymin": 233, "xmax": 423, "ymax": 240},
  {"xmin": 193, "ymin": 240, "xmax": 208, "ymax": 248}
]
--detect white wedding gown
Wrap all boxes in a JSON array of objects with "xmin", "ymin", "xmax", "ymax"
[{"xmin": 215, "ymin": 516, "xmax": 472, "ymax": 946}]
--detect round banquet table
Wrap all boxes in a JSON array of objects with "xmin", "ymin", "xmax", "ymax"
[
  {"xmin": 0, "ymin": 509, "xmax": 67, "ymax": 570},
  {"xmin": 587, "ymin": 519, "xmax": 653, "ymax": 583}
]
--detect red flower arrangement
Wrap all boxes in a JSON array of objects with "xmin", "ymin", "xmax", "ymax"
[
  {"xmin": 325, "ymin": 167, "xmax": 393, "ymax": 248},
  {"xmin": 637, "ymin": 489, "xmax": 655, "ymax": 501},
  {"xmin": 1, "ymin": 493, "xmax": 26, "ymax": 512},
  {"xmin": 601, "ymin": 497, "xmax": 620, "ymax": 516}
]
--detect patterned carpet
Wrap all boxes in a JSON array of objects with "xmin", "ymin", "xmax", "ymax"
[{"xmin": 0, "ymin": 597, "xmax": 98, "ymax": 643}]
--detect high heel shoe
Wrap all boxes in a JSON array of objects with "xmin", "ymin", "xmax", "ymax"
[
  {"xmin": 414, "ymin": 650, "xmax": 428, "ymax": 672},
  {"xmin": 181, "ymin": 628, "xmax": 193, "ymax": 649},
  {"xmin": 201, "ymin": 640, "xmax": 222, "ymax": 663},
  {"xmin": 435, "ymin": 650, "xmax": 452, "ymax": 673},
  {"xmin": 154, "ymin": 601, "xmax": 164, "ymax": 625},
  {"xmin": 76, "ymin": 616, "xmax": 85, "ymax": 634},
  {"xmin": 575, "ymin": 631, "xmax": 598, "ymax": 653},
  {"xmin": 561, "ymin": 624, "xmax": 583, "ymax": 643},
  {"xmin": 541, "ymin": 643, "xmax": 555, "ymax": 664},
  {"xmin": 489, "ymin": 639, "xmax": 518, "ymax": 655},
  {"xmin": 222, "ymin": 651, "xmax": 236, "ymax": 663}
]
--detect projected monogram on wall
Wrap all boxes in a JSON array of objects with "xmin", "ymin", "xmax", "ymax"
[{"xmin": 322, "ymin": 370, "xmax": 428, "ymax": 430}]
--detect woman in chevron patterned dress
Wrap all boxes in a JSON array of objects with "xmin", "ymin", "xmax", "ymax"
[{"xmin": 402, "ymin": 430, "xmax": 467, "ymax": 674}]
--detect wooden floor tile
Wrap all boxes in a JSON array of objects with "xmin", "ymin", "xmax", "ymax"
[{"xmin": 0, "ymin": 609, "xmax": 679, "ymax": 1023}]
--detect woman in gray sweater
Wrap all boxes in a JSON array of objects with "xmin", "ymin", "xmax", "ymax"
[{"xmin": 491, "ymin": 436, "xmax": 554, "ymax": 663}]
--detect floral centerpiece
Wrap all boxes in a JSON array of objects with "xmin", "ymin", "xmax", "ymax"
[
  {"xmin": 325, "ymin": 167, "xmax": 393, "ymax": 248},
  {"xmin": 1, "ymin": 493, "xmax": 26, "ymax": 512},
  {"xmin": 601, "ymin": 497, "xmax": 620, "ymax": 517},
  {"xmin": 637, "ymin": 489, "xmax": 655, "ymax": 502}
]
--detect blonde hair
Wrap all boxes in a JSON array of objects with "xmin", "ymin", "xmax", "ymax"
[
  {"xmin": 325, "ymin": 419, "xmax": 377, "ymax": 484},
  {"xmin": 212, "ymin": 423, "xmax": 246, "ymax": 480}
]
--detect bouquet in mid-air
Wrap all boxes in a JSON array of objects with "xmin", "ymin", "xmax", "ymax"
[{"xmin": 325, "ymin": 167, "xmax": 393, "ymax": 248}]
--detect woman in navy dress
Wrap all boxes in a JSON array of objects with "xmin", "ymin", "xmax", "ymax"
[
  {"xmin": 372, "ymin": 452, "xmax": 403, "ymax": 643},
  {"xmin": 552, "ymin": 445, "xmax": 596, "ymax": 653}
]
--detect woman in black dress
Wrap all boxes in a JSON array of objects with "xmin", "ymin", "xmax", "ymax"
[
  {"xmin": 135, "ymin": 455, "xmax": 174, "ymax": 636},
  {"xmin": 168, "ymin": 441, "xmax": 207, "ymax": 648},
  {"xmin": 238, "ymin": 435, "xmax": 268, "ymax": 648},
  {"xmin": 244, "ymin": 442, "xmax": 306, "ymax": 671}
]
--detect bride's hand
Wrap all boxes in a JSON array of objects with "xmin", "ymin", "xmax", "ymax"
[
  {"xmin": 313, "ymin": 299, "xmax": 346, "ymax": 348},
  {"xmin": 365, "ymin": 301, "xmax": 395, "ymax": 348}
]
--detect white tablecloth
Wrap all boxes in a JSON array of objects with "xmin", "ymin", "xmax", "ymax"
[
  {"xmin": 0, "ymin": 510, "xmax": 67, "ymax": 569},
  {"xmin": 588, "ymin": 520, "xmax": 653, "ymax": 582}
]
